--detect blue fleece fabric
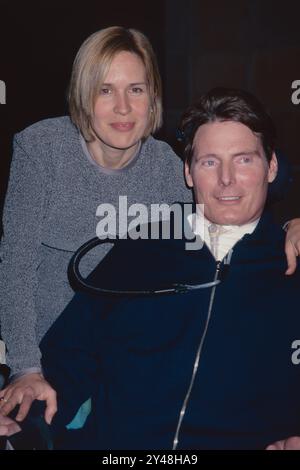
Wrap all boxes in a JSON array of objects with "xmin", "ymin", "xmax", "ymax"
[{"xmin": 40, "ymin": 211, "xmax": 300, "ymax": 450}]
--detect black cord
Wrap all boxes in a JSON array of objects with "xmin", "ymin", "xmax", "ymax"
[{"xmin": 69, "ymin": 237, "xmax": 220, "ymax": 296}]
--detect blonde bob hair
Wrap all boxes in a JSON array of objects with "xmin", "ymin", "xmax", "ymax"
[{"xmin": 68, "ymin": 26, "xmax": 163, "ymax": 141}]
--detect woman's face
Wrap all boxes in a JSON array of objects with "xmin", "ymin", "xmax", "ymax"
[{"xmin": 92, "ymin": 51, "xmax": 151, "ymax": 152}]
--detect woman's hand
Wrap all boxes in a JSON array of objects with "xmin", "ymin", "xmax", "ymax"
[
  {"xmin": 0, "ymin": 373, "xmax": 57, "ymax": 425},
  {"xmin": 0, "ymin": 413, "xmax": 21, "ymax": 436},
  {"xmin": 285, "ymin": 218, "xmax": 300, "ymax": 275},
  {"xmin": 266, "ymin": 436, "xmax": 300, "ymax": 450}
]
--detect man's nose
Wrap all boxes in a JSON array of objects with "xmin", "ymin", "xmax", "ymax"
[
  {"xmin": 218, "ymin": 162, "xmax": 236, "ymax": 186},
  {"xmin": 114, "ymin": 92, "xmax": 131, "ymax": 115}
]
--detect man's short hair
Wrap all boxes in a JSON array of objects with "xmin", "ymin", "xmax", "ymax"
[
  {"xmin": 180, "ymin": 87, "xmax": 277, "ymax": 167},
  {"xmin": 68, "ymin": 26, "xmax": 163, "ymax": 141}
]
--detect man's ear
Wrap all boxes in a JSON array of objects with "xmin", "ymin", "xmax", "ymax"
[
  {"xmin": 184, "ymin": 162, "xmax": 194, "ymax": 188},
  {"xmin": 268, "ymin": 152, "xmax": 278, "ymax": 183}
]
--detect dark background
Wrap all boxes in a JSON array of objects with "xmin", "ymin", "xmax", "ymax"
[{"xmin": 0, "ymin": 0, "xmax": 299, "ymax": 226}]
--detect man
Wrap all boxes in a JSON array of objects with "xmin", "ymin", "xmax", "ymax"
[{"xmin": 1, "ymin": 88, "xmax": 300, "ymax": 449}]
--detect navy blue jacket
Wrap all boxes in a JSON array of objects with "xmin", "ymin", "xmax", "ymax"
[{"xmin": 41, "ymin": 211, "xmax": 300, "ymax": 449}]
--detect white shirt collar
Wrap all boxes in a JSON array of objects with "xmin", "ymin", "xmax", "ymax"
[{"xmin": 187, "ymin": 210, "xmax": 259, "ymax": 261}]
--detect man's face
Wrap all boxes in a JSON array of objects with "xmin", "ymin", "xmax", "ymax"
[{"xmin": 185, "ymin": 121, "xmax": 278, "ymax": 225}]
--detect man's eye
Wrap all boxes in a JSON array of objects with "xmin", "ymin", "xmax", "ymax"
[
  {"xmin": 201, "ymin": 160, "xmax": 216, "ymax": 167},
  {"xmin": 239, "ymin": 156, "xmax": 252, "ymax": 163}
]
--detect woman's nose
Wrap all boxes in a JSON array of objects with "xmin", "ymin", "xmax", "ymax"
[{"xmin": 114, "ymin": 92, "xmax": 131, "ymax": 115}]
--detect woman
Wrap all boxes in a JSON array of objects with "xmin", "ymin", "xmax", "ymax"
[{"xmin": 0, "ymin": 26, "xmax": 299, "ymax": 433}]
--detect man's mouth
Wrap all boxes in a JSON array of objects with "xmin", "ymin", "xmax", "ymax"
[{"xmin": 217, "ymin": 196, "xmax": 241, "ymax": 201}]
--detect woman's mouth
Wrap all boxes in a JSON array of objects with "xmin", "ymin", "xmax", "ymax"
[{"xmin": 110, "ymin": 122, "xmax": 135, "ymax": 131}]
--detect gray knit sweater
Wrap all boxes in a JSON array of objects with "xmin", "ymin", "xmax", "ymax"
[{"xmin": 0, "ymin": 116, "xmax": 192, "ymax": 374}]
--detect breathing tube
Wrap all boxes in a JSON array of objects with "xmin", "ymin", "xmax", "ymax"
[{"xmin": 69, "ymin": 237, "xmax": 220, "ymax": 296}]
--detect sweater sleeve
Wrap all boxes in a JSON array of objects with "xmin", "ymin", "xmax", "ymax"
[{"xmin": 0, "ymin": 133, "xmax": 50, "ymax": 374}]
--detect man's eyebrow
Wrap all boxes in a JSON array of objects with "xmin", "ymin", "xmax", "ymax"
[
  {"xmin": 194, "ymin": 150, "xmax": 262, "ymax": 159},
  {"xmin": 232, "ymin": 150, "xmax": 261, "ymax": 157},
  {"xmin": 195, "ymin": 153, "xmax": 218, "ymax": 159}
]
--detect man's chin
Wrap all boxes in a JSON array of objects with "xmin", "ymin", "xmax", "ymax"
[{"xmin": 205, "ymin": 213, "xmax": 246, "ymax": 226}]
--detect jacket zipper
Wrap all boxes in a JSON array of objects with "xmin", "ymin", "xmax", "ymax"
[{"xmin": 172, "ymin": 260, "xmax": 222, "ymax": 450}]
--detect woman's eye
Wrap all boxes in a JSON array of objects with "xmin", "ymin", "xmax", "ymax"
[
  {"xmin": 130, "ymin": 87, "xmax": 144, "ymax": 94},
  {"xmin": 100, "ymin": 87, "xmax": 111, "ymax": 95}
]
